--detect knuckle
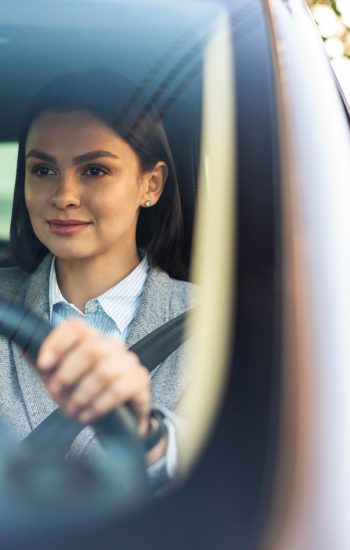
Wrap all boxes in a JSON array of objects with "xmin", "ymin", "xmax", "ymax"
[
  {"xmin": 56, "ymin": 370, "xmax": 73, "ymax": 389},
  {"xmin": 88, "ymin": 336, "xmax": 111, "ymax": 355},
  {"xmin": 91, "ymin": 403, "xmax": 103, "ymax": 417},
  {"xmin": 70, "ymin": 392, "xmax": 85, "ymax": 408},
  {"xmin": 96, "ymin": 363, "xmax": 114, "ymax": 384},
  {"xmin": 77, "ymin": 338, "xmax": 106, "ymax": 362}
]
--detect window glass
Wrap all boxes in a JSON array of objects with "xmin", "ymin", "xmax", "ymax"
[
  {"xmin": 0, "ymin": 142, "xmax": 17, "ymax": 240},
  {"xmin": 0, "ymin": 0, "xmax": 235, "ymax": 518}
]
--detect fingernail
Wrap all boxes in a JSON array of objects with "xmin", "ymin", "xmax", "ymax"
[{"xmin": 38, "ymin": 351, "xmax": 57, "ymax": 371}]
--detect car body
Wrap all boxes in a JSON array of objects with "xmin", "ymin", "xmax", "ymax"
[{"xmin": 0, "ymin": 0, "xmax": 350, "ymax": 548}]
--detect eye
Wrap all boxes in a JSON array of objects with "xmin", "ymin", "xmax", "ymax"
[
  {"xmin": 83, "ymin": 165, "xmax": 109, "ymax": 177},
  {"xmin": 31, "ymin": 165, "xmax": 56, "ymax": 177}
]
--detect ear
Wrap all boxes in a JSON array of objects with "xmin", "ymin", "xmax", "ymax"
[{"xmin": 140, "ymin": 161, "xmax": 168, "ymax": 207}]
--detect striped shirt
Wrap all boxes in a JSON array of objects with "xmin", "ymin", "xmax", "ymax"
[{"xmin": 49, "ymin": 254, "xmax": 149, "ymax": 342}]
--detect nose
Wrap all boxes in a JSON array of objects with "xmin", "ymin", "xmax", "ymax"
[{"xmin": 50, "ymin": 173, "xmax": 81, "ymax": 209}]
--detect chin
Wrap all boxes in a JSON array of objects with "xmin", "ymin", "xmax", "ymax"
[{"xmin": 47, "ymin": 246, "xmax": 96, "ymax": 262}]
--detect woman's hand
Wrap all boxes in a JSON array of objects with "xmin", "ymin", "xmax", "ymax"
[
  {"xmin": 35, "ymin": 318, "xmax": 169, "ymax": 464},
  {"xmin": 36, "ymin": 318, "xmax": 151, "ymax": 436}
]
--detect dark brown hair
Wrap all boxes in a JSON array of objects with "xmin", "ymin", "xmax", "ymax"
[{"xmin": 10, "ymin": 71, "xmax": 187, "ymax": 279}]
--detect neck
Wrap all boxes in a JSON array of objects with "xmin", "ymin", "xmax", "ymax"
[{"xmin": 55, "ymin": 249, "xmax": 141, "ymax": 312}]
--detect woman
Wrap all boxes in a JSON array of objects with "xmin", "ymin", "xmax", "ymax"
[{"xmin": 0, "ymin": 71, "xmax": 195, "ymax": 484}]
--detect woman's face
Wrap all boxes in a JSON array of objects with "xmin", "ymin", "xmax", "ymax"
[{"xmin": 25, "ymin": 110, "xmax": 162, "ymax": 264}]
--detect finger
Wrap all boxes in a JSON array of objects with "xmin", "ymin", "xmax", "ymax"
[
  {"xmin": 37, "ymin": 318, "xmax": 95, "ymax": 372},
  {"xmin": 77, "ymin": 366, "xmax": 150, "ymax": 425},
  {"xmin": 46, "ymin": 338, "xmax": 122, "ymax": 398},
  {"xmin": 62, "ymin": 358, "xmax": 122, "ymax": 415}
]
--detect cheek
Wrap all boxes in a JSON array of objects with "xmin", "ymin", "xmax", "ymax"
[
  {"xmin": 25, "ymin": 176, "xmax": 52, "ymax": 197},
  {"xmin": 24, "ymin": 185, "xmax": 35, "ymax": 212},
  {"xmin": 92, "ymin": 182, "xmax": 142, "ymax": 217},
  {"xmin": 24, "ymin": 196, "xmax": 35, "ymax": 215},
  {"xmin": 25, "ymin": 183, "xmax": 46, "ymax": 217}
]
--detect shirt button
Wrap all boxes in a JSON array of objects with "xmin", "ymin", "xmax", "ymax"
[{"xmin": 87, "ymin": 300, "xmax": 99, "ymax": 314}]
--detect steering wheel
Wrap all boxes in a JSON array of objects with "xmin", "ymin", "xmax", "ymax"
[{"xmin": 0, "ymin": 297, "xmax": 150, "ymax": 535}]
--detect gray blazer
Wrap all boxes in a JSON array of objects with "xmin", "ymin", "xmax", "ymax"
[{"xmin": 0, "ymin": 254, "xmax": 195, "ymax": 458}]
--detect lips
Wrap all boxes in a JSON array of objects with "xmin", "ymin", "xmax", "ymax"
[{"xmin": 47, "ymin": 219, "xmax": 92, "ymax": 236}]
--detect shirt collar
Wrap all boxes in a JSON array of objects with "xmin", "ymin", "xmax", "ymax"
[{"xmin": 49, "ymin": 254, "xmax": 149, "ymax": 333}]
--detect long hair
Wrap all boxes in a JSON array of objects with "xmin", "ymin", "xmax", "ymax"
[{"xmin": 10, "ymin": 71, "xmax": 187, "ymax": 280}]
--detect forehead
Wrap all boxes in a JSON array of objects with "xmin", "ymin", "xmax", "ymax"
[{"xmin": 26, "ymin": 110, "xmax": 127, "ymax": 154}]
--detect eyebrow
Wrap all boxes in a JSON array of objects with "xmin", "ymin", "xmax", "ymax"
[{"xmin": 25, "ymin": 149, "xmax": 119, "ymax": 164}]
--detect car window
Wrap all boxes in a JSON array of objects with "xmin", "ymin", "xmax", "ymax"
[
  {"xmin": 0, "ymin": 0, "xmax": 235, "ymax": 516},
  {"xmin": 0, "ymin": 142, "xmax": 17, "ymax": 240}
]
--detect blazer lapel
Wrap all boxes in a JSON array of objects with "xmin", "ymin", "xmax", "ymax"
[
  {"xmin": 12, "ymin": 254, "xmax": 58, "ymax": 430},
  {"xmin": 126, "ymin": 266, "xmax": 173, "ymax": 350}
]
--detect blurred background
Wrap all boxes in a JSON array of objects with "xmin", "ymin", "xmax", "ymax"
[{"xmin": 307, "ymin": 0, "xmax": 350, "ymax": 99}]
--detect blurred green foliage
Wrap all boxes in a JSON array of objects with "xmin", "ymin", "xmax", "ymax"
[{"xmin": 307, "ymin": 0, "xmax": 350, "ymax": 59}]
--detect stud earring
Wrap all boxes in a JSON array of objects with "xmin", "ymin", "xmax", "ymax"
[{"xmin": 144, "ymin": 199, "xmax": 153, "ymax": 207}]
